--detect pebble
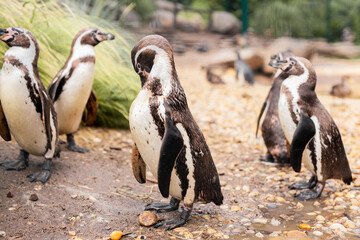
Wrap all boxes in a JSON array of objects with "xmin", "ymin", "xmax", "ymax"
[
  {"xmin": 138, "ymin": 211, "xmax": 157, "ymax": 227},
  {"xmin": 231, "ymin": 206, "xmax": 241, "ymax": 212},
  {"xmin": 242, "ymin": 185, "xmax": 250, "ymax": 192},
  {"xmin": 276, "ymin": 196, "xmax": 285, "ymax": 202},
  {"xmin": 312, "ymin": 230, "xmax": 323, "ymax": 236},
  {"xmin": 255, "ymin": 232, "xmax": 264, "ymax": 238},
  {"xmin": 249, "ymin": 190, "xmax": 259, "ymax": 197},
  {"xmin": 0, "ymin": 231, "xmax": 5, "ymax": 237},
  {"xmin": 316, "ymin": 215, "xmax": 325, "ymax": 222},
  {"xmin": 68, "ymin": 231, "xmax": 76, "ymax": 236},
  {"xmin": 286, "ymin": 230, "xmax": 306, "ymax": 237},
  {"xmin": 6, "ymin": 191, "xmax": 13, "ymax": 198},
  {"xmin": 29, "ymin": 193, "xmax": 38, "ymax": 201},
  {"xmin": 329, "ymin": 223, "xmax": 347, "ymax": 232},
  {"xmin": 110, "ymin": 231, "xmax": 123, "ymax": 240},
  {"xmin": 298, "ymin": 224, "xmax": 311, "ymax": 230},
  {"xmin": 270, "ymin": 218, "xmax": 281, "ymax": 226},
  {"xmin": 253, "ymin": 218, "xmax": 267, "ymax": 224},
  {"xmin": 296, "ymin": 202, "xmax": 304, "ymax": 209},
  {"xmin": 265, "ymin": 194, "xmax": 276, "ymax": 202},
  {"xmin": 314, "ymin": 201, "xmax": 320, "ymax": 206},
  {"xmin": 344, "ymin": 219, "xmax": 356, "ymax": 228},
  {"xmin": 207, "ymin": 228, "xmax": 216, "ymax": 234}
]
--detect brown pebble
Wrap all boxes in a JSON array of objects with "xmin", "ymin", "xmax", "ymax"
[
  {"xmin": 138, "ymin": 211, "xmax": 158, "ymax": 227},
  {"xmin": 29, "ymin": 193, "xmax": 38, "ymax": 201},
  {"xmin": 7, "ymin": 191, "xmax": 13, "ymax": 198}
]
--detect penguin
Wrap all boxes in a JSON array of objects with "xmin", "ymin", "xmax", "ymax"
[
  {"xmin": 256, "ymin": 50, "xmax": 292, "ymax": 164},
  {"xmin": 0, "ymin": 27, "xmax": 59, "ymax": 183},
  {"xmin": 235, "ymin": 50, "xmax": 254, "ymax": 85},
  {"xmin": 48, "ymin": 28, "xmax": 114, "ymax": 153},
  {"xmin": 129, "ymin": 35, "xmax": 223, "ymax": 230},
  {"xmin": 270, "ymin": 56, "xmax": 352, "ymax": 200},
  {"xmin": 330, "ymin": 75, "xmax": 352, "ymax": 100}
]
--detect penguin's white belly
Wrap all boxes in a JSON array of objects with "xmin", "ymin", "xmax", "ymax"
[
  {"xmin": 55, "ymin": 63, "xmax": 95, "ymax": 135},
  {"xmin": 129, "ymin": 90, "xmax": 182, "ymax": 200},
  {"xmin": 0, "ymin": 65, "xmax": 47, "ymax": 155},
  {"xmin": 278, "ymin": 91, "xmax": 315, "ymax": 174}
]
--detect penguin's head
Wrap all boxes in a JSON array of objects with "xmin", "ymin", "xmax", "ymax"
[
  {"xmin": 269, "ymin": 49, "xmax": 293, "ymax": 68},
  {"xmin": 0, "ymin": 27, "xmax": 35, "ymax": 48},
  {"xmin": 75, "ymin": 28, "xmax": 115, "ymax": 47},
  {"xmin": 131, "ymin": 35, "xmax": 175, "ymax": 87}
]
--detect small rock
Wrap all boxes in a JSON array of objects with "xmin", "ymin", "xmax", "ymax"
[
  {"xmin": 249, "ymin": 190, "xmax": 259, "ymax": 197},
  {"xmin": 138, "ymin": 211, "xmax": 157, "ymax": 227},
  {"xmin": 207, "ymin": 228, "xmax": 216, "ymax": 234},
  {"xmin": 296, "ymin": 202, "xmax": 304, "ymax": 209},
  {"xmin": 314, "ymin": 201, "xmax": 321, "ymax": 206},
  {"xmin": 231, "ymin": 206, "xmax": 241, "ymax": 212},
  {"xmin": 202, "ymin": 214, "xmax": 211, "ymax": 220},
  {"xmin": 265, "ymin": 194, "xmax": 276, "ymax": 202},
  {"xmin": 286, "ymin": 230, "xmax": 306, "ymax": 237},
  {"xmin": 270, "ymin": 218, "xmax": 281, "ymax": 226},
  {"xmin": 316, "ymin": 215, "xmax": 325, "ymax": 222},
  {"xmin": 0, "ymin": 231, "xmax": 6, "ymax": 237},
  {"xmin": 242, "ymin": 185, "xmax": 250, "ymax": 192},
  {"xmin": 110, "ymin": 231, "xmax": 123, "ymax": 240},
  {"xmin": 276, "ymin": 196, "xmax": 285, "ymax": 202},
  {"xmin": 223, "ymin": 235, "xmax": 230, "ymax": 239},
  {"xmin": 68, "ymin": 231, "xmax": 76, "ymax": 236},
  {"xmin": 6, "ymin": 191, "xmax": 13, "ymax": 198},
  {"xmin": 313, "ymin": 230, "xmax": 323, "ymax": 236},
  {"xmin": 29, "ymin": 193, "xmax": 38, "ymax": 201},
  {"xmin": 255, "ymin": 232, "xmax": 264, "ymax": 238},
  {"xmin": 299, "ymin": 224, "xmax": 311, "ymax": 230},
  {"xmin": 135, "ymin": 235, "xmax": 146, "ymax": 240},
  {"xmin": 344, "ymin": 219, "xmax": 356, "ymax": 229},
  {"xmin": 254, "ymin": 217, "xmax": 267, "ymax": 224},
  {"xmin": 329, "ymin": 223, "xmax": 347, "ymax": 232}
]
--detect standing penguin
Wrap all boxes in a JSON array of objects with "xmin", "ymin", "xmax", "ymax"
[
  {"xmin": 235, "ymin": 50, "xmax": 254, "ymax": 85},
  {"xmin": 270, "ymin": 56, "xmax": 352, "ymax": 200},
  {"xmin": 0, "ymin": 27, "xmax": 59, "ymax": 183},
  {"xmin": 48, "ymin": 28, "xmax": 114, "ymax": 153},
  {"xmin": 256, "ymin": 50, "xmax": 292, "ymax": 164},
  {"xmin": 129, "ymin": 35, "xmax": 223, "ymax": 230}
]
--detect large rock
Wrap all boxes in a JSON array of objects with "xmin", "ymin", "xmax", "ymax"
[
  {"xmin": 151, "ymin": 10, "xmax": 174, "ymax": 29},
  {"xmin": 315, "ymin": 42, "xmax": 360, "ymax": 58},
  {"xmin": 177, "ymin": 12, "xmax": 205, "ymax": 32},
  {"xmin": 210, "ymin": 11, "xmax": 241, "ymax": 35},
  {"xmin": 262, "ymin": 37, "xmax": 315, "ymax": 74}
]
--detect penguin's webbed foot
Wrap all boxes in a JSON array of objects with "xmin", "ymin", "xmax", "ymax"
[
  {"xmin": 260, "ymin": 152, "xmax": 275, "ymax": 163},
  {"xmin": 0, "ymin": 150, "xmax": 29, "ymax": 171},
  {"xmin": 66, "ymin": 133, "xmax": 89, "ymax": 153},
  {"xmin": 27, "ymin": 159, "xmax": 52, "ymax": 184},
  {"xmin": 294, "ymin": 182, "xmax": 325, "ymax": 201},
  {"xmin": 145, "ymin": 197, "xmax": 180, "ymax": 213},
  {"xmin": 67, "ymin": 144, "xmax": 89, "ymax": 153},
  {"xmin": 289, "ymin": 175, "xmax": 317, "ymax": 190},
  {"xmin": 27, "ymin": 169, "xmax": 51, "ymax": 184},
  {"xmin": 154, "ymin": 205, "xmax": 192, "ymax": 230}
]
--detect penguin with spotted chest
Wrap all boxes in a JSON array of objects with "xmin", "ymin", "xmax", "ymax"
[
  {"xmin": 129, "ymin": 35, "xmax": 223, "ymax": 230},
  {"xmin": 270, "ymin": 56, "xmax": 352, "ymax": 200},
  {"xmin": 48, "ymin": 28, "xmax": 114, "ymax": 153},
  {"xmin": 0, "ymin": 27, "xmax": 59, "ymax": 183}
]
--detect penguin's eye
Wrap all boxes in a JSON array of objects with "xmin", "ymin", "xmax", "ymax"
[
  {"xmin": 14, "ymin": 32, "xmax": 19, "ymax": 36},
  {"xmin": 136, "ymin": 63, "xmax": 141, "ymax": 69}
]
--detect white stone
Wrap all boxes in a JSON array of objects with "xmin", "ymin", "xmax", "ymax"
[
  {"xmin": 270, "ymin": 218, "xmax": 281, "ymax": 226},
  {"xmin": 255, "ymin": 232, "xmax": 264, "ymax": 238},
  {"xmin": 330, "ymin": 223, "xmax": 347, "ymax": 232},
  {"xmin": 313, "ymin": 230, "xmax": 323, "ymax": 236}
]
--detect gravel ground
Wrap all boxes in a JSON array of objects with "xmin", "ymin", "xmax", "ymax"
[{"xmin": 1, "ymin": 33, "xmax": 360, "ymax": 240}]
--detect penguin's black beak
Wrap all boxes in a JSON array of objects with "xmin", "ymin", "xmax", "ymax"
[
  {"xmin": 268, "ymin": 59, "xmax": 287, "ymax": 69},
  {"xmin": 98, "ymin": 32, "xmax": 115, "ymax": 41}
]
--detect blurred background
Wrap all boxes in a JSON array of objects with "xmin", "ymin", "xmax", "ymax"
[{"xmin": 1, "ymin": 0, "xmax": 359, "ymax": 128}]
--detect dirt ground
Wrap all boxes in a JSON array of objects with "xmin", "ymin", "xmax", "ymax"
[{"xmin": 1, "ymin": 32, "xmax": 360, "ymax": 240}]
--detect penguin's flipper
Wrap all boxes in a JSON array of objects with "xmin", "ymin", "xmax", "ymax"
[
  {"xmin": 158, "ymin": 112, "xmax": 184, "ymax": 198},
  {"xmin": 256, "ymin": 100, "xmax": 267, "ymax": 137},
  {"xmin": 39, "ymin": 89, "xmax": 53, "ymax": 149},
  {"xmin": 131, "ymin": 143, "xmax": 146, "ymax": 184},
  {"xmin": 0, "ymin": 100, "xmax": 11, "ymax": 141},
  {"xmin": 84, "ymin": 90, "xmax": 98, "ymax": 126},
  {"xmin": 47, "ymin": 74, "xmax": 66, "ymax": 102},
  {"xmin": 290, "ymin": 114, "xmax": 315, "ymax": 172}
]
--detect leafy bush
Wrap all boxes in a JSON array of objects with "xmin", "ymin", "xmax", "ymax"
[{"xmin": 0, "ymin": 0, "xmax": 140, "ymax": 128}]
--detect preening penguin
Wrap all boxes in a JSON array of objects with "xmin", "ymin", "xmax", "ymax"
[
  {"xmin": 48, "ymin": 28, "xmax": 114, "ymax": 153},
  {"xmin": 256, "ymin": 50, "xmax": 292, "ymax": 164},
  {"xmin": 0, "ymin": 27, "xmax": 59, "ymax": 183},
  {"xmin": 129, "ymin": 35, "xmax": 223, "ymax": 230},
  {"xmin": 271, "ymin": 56, "xmax": 352, "ymax": 200}
]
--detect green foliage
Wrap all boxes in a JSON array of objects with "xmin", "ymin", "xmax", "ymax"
[{"xmin": 0, "ymin": 0, "xmax": 140, "ymax": 128}]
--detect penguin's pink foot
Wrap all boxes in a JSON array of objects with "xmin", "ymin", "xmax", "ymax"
[
  {"xmin": 154, "ymin": 206, "xmax": 192, "ymax": 230},
  {"xmin": 0, "ymin": 150, "xmax": 29, "ymax": 171},
  {"xmin": 289, "ymin": 175, "xmax": 317, "ymax": 190},
  {"xmin": 145, "ymin": 198, "xmax": 180, "ymax": 213}
]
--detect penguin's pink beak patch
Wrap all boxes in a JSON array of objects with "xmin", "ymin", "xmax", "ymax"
[{"xmin": 0, "ymin": 28, "xmax": 12, "ymax": 41}]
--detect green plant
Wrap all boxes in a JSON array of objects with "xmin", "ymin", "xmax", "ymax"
[{"xmin": 0, "ymin": 0, "xmax": 140, "ymax": 128}]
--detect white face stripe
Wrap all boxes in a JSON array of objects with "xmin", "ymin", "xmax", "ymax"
[
  {"xmin": 53, "ymin": 30, "xmax": 95, "ymax": 84},
  {"xmin": 134, "ymin": 45, "xmax": 173, "ymax": 96}
]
